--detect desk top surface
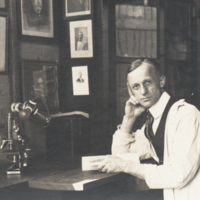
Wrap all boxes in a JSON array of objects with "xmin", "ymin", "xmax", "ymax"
[
  {"xmin": 0, "ymin": 156, "xmax": 80, "ymax": 189},
  {"xmin": 0, "ymin": 156, "xmax": 127, "ymax": 191},
  {"xmin": 28, "ymin": 168, "xmax": 126, "ymax": 191}
]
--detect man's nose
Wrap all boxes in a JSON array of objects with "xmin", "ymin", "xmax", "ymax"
[{"xmin": 140, "ymin": 84, "xmax": 148, "ymax": 95}]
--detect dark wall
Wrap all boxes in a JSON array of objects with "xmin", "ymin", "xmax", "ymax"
[
  {"xmin": 1, "ymin": 0, "xmax": 113, "ymax": 163},
  {"xmin": 0, "ymin": 0, "xmax": 60, "ymax": 160},
  {"xmin": 19, "ymin": 42, "xmax": 59, "ymax": 157},
  {"xmin": 58, "ymin": 0, "xmax": 111, "ymax": 155}
]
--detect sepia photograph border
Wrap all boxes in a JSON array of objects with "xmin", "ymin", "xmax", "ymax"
[
  {"xmin": 22, "ymin": 60, "xmax": 59, "ymax": 113},
  {"xmin": 64, "ymin": 0, "xmax": 92, "ymax": 18},
  {"xmin": 70, "ymin": 19, "xmax": 93, "ymax": 58},
  {"xmin": 20, "ymin": 0, "xmax": 54, "ymax": 38},
  {"xmin": 72, "ymin": 66, "xmax": 90, "ymax": 96}
]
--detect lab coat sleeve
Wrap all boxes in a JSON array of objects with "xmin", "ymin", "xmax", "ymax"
[
  {"xmin": 111, "ymin": 127, "xmax": 135, "ymax": 155},
  {"xmin": 112, "ymin": 126, "xmax": 152, "ymax": 160},
  {"xmin": 145, "ymin": 110, "xmax": 200, "ymax": 189}
]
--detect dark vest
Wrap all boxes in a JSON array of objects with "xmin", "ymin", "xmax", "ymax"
[{"xmin": 136, "ymin": 97, "xmax": 176, "ymax": 165}]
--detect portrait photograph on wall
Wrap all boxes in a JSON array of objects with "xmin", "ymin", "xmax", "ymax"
[
  {"xmin": 72, "ymin": 66, "xmax": 89, "ymax": 96},
  {"xmin": 0, "ymin": 15, "xmax": 7, "ymax": 73},
  {"xmin": 20, "ymin": 0, "xmax": 54, "ymax": 38},
  {"xmin": 22, "ymin": 60, "xmax": 59, "ymax": 113},
  {"xmin": 64, "ymin": 0, "xmax": 91, "ymax": 17},
  {"xmin": 70, "ymin": 20, "xmax": 93, "ymax": 58}
]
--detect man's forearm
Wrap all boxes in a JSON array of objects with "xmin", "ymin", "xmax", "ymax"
[
  {"xmin": 120, "ymin": 115, "xmax": 137, "ymax": 133},
  {"xmin": 122, "ymin": 160, "xmax": 145, "ymax": 180}
]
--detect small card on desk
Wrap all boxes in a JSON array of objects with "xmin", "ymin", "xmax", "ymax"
[{"xmin": 82, "ymin": 154, "xmax": 139, "ymax": 171}]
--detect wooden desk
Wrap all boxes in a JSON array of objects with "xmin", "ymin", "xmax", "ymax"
[
  {"xmin": 0, "ymin": 155, "xmax": 81, "ymax": 189},
  {"xmin": 28, "ymin": 168, "xmax": 127, "ymax": 191},
  {"xmin": 0, "ymin": 163, "xmax": 61, "ymax": 189},
  {"xmin": 0, "ymin": 157, "xmax": 130, "ymax": 200}
]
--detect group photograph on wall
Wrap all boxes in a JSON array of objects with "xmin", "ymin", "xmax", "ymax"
[{"xmin": 20, "ymin": 0, "xmax": 54, "ymax": 38}]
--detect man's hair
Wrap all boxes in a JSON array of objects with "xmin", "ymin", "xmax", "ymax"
[{"xmin": 127, "ymin": 59, "xmax": 162, "ymax": 78}]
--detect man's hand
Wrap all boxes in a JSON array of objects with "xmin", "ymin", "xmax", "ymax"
[
  {"xmin": 125, "ymin": 95, "xmax": 146, "ymax": 119},
  {"xmin": 90, "ymin": 155, "xmax": 145, "ymax": 180},
  {"xmin": 125, "ymin": 83, "xmax": 146, "ymax": 119},
  {"xmin": 120, "ymin": 85, "xmax": 146, "ymax": 133},
  {"xmin": 90, "ymin": 155, "xmax": 129, "ymax": 173}
]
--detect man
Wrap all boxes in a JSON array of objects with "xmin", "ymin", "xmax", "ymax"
[
  {"xmin": 76, "ymin": 32, "xmax": 88, "ymax": 51},
  {"xmin": 25, "ymin": 0, "xmax": 49, "ymax": 30},
  {"xmin": 76, "ymin": 72, "xmax": 84, "ymax": 82},
  {"xmin": 67, "ymin": 0, "xmax": 89, "ymax": 13},
  {"xmin": 92, "ymin": 59, "xmax": 200, "ymax": 200}
]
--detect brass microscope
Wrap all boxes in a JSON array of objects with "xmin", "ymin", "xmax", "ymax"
[{"xmin": 0, "ymin": 98, "xmax": 51, "ymax": 174}]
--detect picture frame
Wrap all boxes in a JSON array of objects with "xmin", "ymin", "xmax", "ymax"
[
  {"xmin": 0, "ymin": 14, "xmax": 8, "ymax": 73},
  {"xmin": 72, "ymin": 66, "xmax": 90, "ymax": 96},
  {"xmin": 20, "ymin": 0, "xmax": 54, "ymax": 38},
  {"xmin": 22, "ymin": 60, "xmax": 59, "ymax": 113},
  {"xmin": 70, "ymin": 20, "xmax": 93, "ymax": 58},
  {"xmin": 0, "ymin": 0, "xmax": 6, "ymax": 10},
  {"xmin": 64, "ymin": 0, "xmax": 92, "ymax": 18}
]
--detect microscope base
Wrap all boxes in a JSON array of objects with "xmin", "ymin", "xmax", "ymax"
[{"xmin": 6, "ymin": 163, "xmax": 22, "ymax": 175}]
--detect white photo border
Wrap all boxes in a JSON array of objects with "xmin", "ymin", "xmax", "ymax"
[
  {"xmin": 70, "ymin": 20, "xmax": 93, "ymax": 58},
  {"xmin": 72, "ymin": 66, "xmax": 90, "ymax": 96}
]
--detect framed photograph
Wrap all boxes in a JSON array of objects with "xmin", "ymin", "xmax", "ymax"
[
  {"xmin": 0, "ymin": 0, "xmax": 6, "ymax": 9},
  {"xmin": 0, "ymin": 15, "xmax": 8, "ymax": 73},
  {"xmin": 72, "ymin": 66, "xmax": 89, "ymax": 96},
  {"xmin": 70, "ymin": 20, "xmax": 93, "ymax": 58},
  {"xmin": 22, "ymin": 60, "xmax": 59, "ymax": 113},
  {"xmin": 64, "ymin": 0, "xmax": 91, "ymax": 18},
  {"xmin": 20, "ymin": 0, "xmax": 54, "ymax": 38}
]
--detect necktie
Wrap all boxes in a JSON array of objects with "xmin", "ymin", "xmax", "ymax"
[{"xmin": 144, "ymin": 111, "xmax": 154, "ymax": 142}]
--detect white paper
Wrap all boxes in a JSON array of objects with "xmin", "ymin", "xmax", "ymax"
[{"xmin": 72, "ymin": 66, "xmax": 89, "ymax": 96}]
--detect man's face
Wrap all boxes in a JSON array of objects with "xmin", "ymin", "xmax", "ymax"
[
  {"xmin": 31, "ymin": 0, "xmax": 43, "ymax": 14},
  {"xmin": 127, "ymin": 63, "xmax": 165, "ymax": 108},
  {"xmin": 78, "ymin": 32, "xmax": 83, "ymax": 41},
  {"xmin": 37, "ymin": 77, "xmax": 44, "ymax": 89},
  {"xmin": 78, "ymin": 72, "xmax": 82, "ymax": 78}
]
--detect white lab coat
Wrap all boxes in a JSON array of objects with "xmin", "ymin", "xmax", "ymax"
[{"xmin": 112, "ymin": 99, "xmax": 200, "ymax": 200}]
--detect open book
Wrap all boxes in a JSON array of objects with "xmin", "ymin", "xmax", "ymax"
[{"xmin": 51, "ymin": 111, "xmax": 89, "ymax": 118}]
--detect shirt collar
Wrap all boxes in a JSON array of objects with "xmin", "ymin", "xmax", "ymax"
[{"xmin": 149, "ymin": 91, "xmax": 171, "ymax": 119}]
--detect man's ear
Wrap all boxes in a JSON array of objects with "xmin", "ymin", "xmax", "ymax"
[{"xmin": 159, "ymin": 75, "xmax": 166, "ymax": 88}]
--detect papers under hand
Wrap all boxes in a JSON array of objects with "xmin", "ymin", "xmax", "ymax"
[
  {"xmin": 82, "ymin": 154, "xmax": 139, "ymax": 171},
  {"xmin": 51, "ymin": 111, "xmax": 89, "ymax": 118}
]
